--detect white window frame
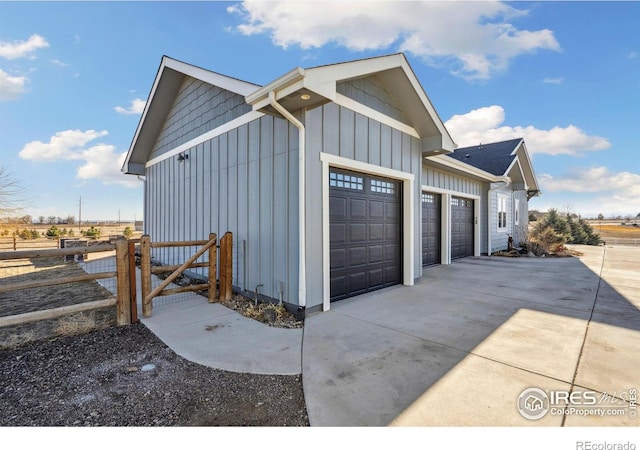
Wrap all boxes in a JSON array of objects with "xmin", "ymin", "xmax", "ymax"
[
  {"xmin": 498, "ymin": 194, "xmax": 508, "ymax": 231},
  {"xmin": 514, "ymin": 197, "xmax": 520, "ymax": 226}
]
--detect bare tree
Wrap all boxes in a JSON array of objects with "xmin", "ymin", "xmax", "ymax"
[{"xmin": 0, "ymin": 166, "xmax": 25, "ymax": 217}]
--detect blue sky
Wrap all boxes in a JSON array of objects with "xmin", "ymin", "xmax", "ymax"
[{"xmin": 1, "ymin": 1, "xmax": 638, "ymax": 222}]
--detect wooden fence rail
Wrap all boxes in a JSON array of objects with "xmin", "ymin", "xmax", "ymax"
[
  {"xmin": 0, "ymin": 240, "xmax": 133, "ymax": 328},
  {"xmin": 1, "ymin": 231, "xmax": 233, "ymax": 328}
]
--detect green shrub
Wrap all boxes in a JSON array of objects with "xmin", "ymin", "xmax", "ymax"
[
  {"xmin": 46, "ymin": 225, "xmax": 61, "ymax": 238},
  {"xmin": 83, "ymin": 226, "xmax": 100, "ymax": 239}
]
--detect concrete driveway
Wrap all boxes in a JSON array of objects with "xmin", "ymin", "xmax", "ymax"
[{"xmin": 302, "ymin": 245, "xmax": 640, "ymax": 426}]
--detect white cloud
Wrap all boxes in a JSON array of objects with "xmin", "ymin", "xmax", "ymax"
[
  {"xmin": 539, "ymin": 167, "xmax": 640, "ymax": 195},
  {"xmin": 629, "ymin": 51, "xmax": 638, "ymax": 60},
  {"xmin": 445, "ymin": 105, "xmax": 610, "ymax": 156},
  {"xmin": 49, "ymin": 59, "xmax": 69, "ymax": 67},
  {"xmin": 0, "ymin": 68, "xmax": 28, "ymax": 100},
  {"xmin": 114, "ymin": 98, "xmax": 146, "ymax": 115},
  {"xmin": 543, "ymin": 77, "xmax": 564, "ymax": 84},
  {"xmin": 536, "ymin": 167, "xmax": 640, "ymax": 217},
  {"xmin": 227, "ymin": 1, "xmax": 560, "ymax": 80},
  {"xmin": 19, "ymin": 129, "xmax": 139, "ymax": 187},
  {"xmin": 0, "ymin": 34, "xmax": 49, "ymax": 60}
]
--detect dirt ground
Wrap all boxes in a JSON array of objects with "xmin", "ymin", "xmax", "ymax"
[
  {"xmin": 0, "ymin": 253, "xmax": 309, "ymax": 426},
  {"xmin": 0, "ymin": 322, "xmax": 308, "ymax": 426}
]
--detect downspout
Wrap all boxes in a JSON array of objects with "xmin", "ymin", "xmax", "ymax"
[
  {"xmin": 268, "ymin": 91, "xmax": 306, "ymax": 309},
  {"xmin": 488, "ymin": 178, "xmax": 510, "ymax": 256}
]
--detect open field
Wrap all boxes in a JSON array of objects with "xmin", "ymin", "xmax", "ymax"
[
  {"xmin": 0, "ymin": 223, "xmax": 143, "ymax": 251},
  {"xmin": 589, "ymin": 223, "xmax": 640, "ymax": 246}
]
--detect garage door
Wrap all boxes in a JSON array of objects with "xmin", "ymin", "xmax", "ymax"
[
  {"xmin": 451, "ymin": 196, "xmax": 474, "ymax": 260},
  {"xmin": 421, "ymin": 192, "xmax": 441, "ymax": 266},
  {"xmin": 329, "ymin": 169, "xmax": 402, "ymax": 302}
]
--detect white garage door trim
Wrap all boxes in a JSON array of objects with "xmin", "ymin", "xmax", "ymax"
[{"xmin": 321, "ymin": 152, "xmax": 415, "ymax": 312}]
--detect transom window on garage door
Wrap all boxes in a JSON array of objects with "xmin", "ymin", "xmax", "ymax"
[
  {"xmin": 422, "ymin": 193, "xmax": 435, "ymax": 203},
  {"xmin": 371, "ymin": 179, "xmax": 396, "ymax": 194},
  {"xmin": 451, "ymin": 198, "xmax": 472, "ymax": 207},
  {"xmin": 329, "ymin": 171, "xmax": 363, "ymax": 190}
]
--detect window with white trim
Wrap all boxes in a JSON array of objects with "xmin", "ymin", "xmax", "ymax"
[
  {"xmin": 514, "ymin": 198, "xmax": 520, "ymax": 226},
  {"xmin": 498, "ymin": 194, "xmax": 508, "ymax": 230}
]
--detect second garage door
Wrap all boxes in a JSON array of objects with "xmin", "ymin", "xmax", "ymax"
[
  {"xmin": 421, "ymin": 192, "xmax": 441, "ymax": 266},
  {"xmin": 329, "ymin": 169, "xmax": 402, "ymax": 302},
  {"xmin": 451, "ymin": 196, "xmax": 474, "ymax": 260}
]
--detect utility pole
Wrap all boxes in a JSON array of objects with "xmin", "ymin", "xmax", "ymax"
[{"xmin": 78, "ymin": 196, "xmax": 82, "ymax": 232}]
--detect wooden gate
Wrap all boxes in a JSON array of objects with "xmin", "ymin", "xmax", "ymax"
[{"xmin": 139, "ymin": 232, "xmax": 233, "ymax": 317}]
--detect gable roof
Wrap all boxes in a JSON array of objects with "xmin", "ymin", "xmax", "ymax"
[
  {"xmin": 122, "ymin": 56, "xmax": 260, "ymax": 175},
  {"xmin": 448, "ymin": 138, "xmax": 523, "ymax": 176},
  {"xmin": 245, "ymin": 53, "xmax": 456, "ymax": 156},
  {"xmin": 448, "ymin": 138, "xmax": 540, "ymax": 196},
  {"xmin": 123, "ymin": 53, "xmax": 457, "ymax": 175}
]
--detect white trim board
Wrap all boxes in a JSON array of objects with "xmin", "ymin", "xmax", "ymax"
[
  {"xmin": 320, "ymin": 152, "xmax": 415, "ymax": 312},
  {"xmin": 145, "ymin": 110, "xmax": 264, "ymax": 168}
]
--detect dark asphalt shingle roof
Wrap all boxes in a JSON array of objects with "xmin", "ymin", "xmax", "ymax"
[{"xmin": 448, "ymin": 138, "xmax": 522, "ymax": 176}]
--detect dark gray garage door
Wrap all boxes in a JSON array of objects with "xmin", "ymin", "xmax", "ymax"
[
  {"xmin": 451, "ymin": 196, "xmax": 474, "ymax": 260},
  {"xmin": 329, "ymin": 169, "xmax": 402, "ymax": 302},
  {"xmin": 421, "ymin": 192, "xmax": 441, "ymax": 266}
]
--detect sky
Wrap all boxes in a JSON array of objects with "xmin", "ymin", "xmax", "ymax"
[{"xmin": 0, "ymin": 0, "xmax": 639, "ymax": 222}]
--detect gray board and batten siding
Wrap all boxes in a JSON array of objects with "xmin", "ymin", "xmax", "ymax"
[
  {"xmin": 304, "ymin": 101, "xmax": 424, "ymax": 309},
  {"xmin": 145, "ymin": 113, "xmax": 301, "ymax": 308}
]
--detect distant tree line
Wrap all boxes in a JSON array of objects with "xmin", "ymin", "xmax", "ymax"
[{"xmin": 1, "ymin": 215, "xmax": 77, "ymax": 225}]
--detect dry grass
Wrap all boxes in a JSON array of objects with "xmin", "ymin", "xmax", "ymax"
[
  {"xmin": 591, "ymin": 224, "xmax": 640, "ymax": 239},
  {"xmin": 54, "ymin": 311, "xmax": 112, "ymax": 336},
  {"xmin": 219, "ymin": 294, "xmax": 303, "ymax": 328}
]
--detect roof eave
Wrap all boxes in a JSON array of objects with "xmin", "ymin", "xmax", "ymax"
[{"xmin": 429, "ymin": 154, "xmax": 503, "ymax": 182}]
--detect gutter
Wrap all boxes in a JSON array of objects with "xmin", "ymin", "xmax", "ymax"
[
  {"xmin": 488, "ymin": 178, "xmax": 510, "ymax": 256},
  {"xmin": 268, "ymin": 91, "xmax": 307, "ymax": 309}
]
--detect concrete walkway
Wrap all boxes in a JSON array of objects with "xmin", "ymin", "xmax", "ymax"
[
  {"xmin": 82, "ymin": 245, "xmax": 639, "ymax": 426},
  {"xmin": 80, "ymin": 259, "xmax": 302, "ymax": 375}
]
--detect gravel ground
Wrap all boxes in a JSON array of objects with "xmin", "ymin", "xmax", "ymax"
[{"xmin": 0, "ymin": 323, "xmax": 309, "ymax": 426}]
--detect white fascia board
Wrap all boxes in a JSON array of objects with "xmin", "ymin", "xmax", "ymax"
[
  {"xmin": 245, "ymin": 67, "xmax": 306, "ymax": 105},
  {"xmin": 334, "ymin": 93, "xmax": 420, "ymax": 138},
  {"xmin": 304, "ymin": 54, "xmax": 404, "ymax": 85},
  {"xmin": 123, "ymin": 56, "xmax": 260, "ymax": 174},
  {"xmin": 164, "ymin": 57, "xmax": 259, "ymax": 96},
  {"xmin": 505, "ymin": 157, "xmax": 529, "ymax": 191},
  {"xmin": 398, "ymin": 57, "xmax": 456, "ymax": 151},
  {"xmin": 122, "ymin": 57, "xmax": 168, "ymax": 173},
  {"xmin": 518, "ymin": 141, "xmax": 540, "ymax": 192},
  {"xmin": 429, "ymin": 154, "xmax": 502, "ymax": 182},
  {"xmin": 145, "ymin": 110, "xmax": 264, "ymax": 168}
]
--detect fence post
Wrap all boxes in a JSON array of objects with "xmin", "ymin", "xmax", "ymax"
[
  {"xmin": 208, "ymin": 233, "xmax": 217, "ymax": 303},
  {"xmin": 219, "ymin": 231, "xmax": 233, "ymax": 301},
  {"xmin": 128, "ymin": 239, "xmax": 138, "ymax": 324},
  {"xmin": 13, "ymin": 234, "xmax": 16, "ymax": 251},
  {"xmin": 140, "ymin": 235, "xmax": 152, "ymax": 317},
  {"xmin": 115, "ymin": 238, "xmax": 131, "ymax": 326}
]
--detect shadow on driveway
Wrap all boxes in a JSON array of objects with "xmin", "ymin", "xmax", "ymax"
[{"xmin": 302, "ymin": 245, "xmax": 639, "ymax": 426}]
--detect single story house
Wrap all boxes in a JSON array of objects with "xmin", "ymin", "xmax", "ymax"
[{"xmin": 122, "ymin": 53, "xmax": 540, "ymax": 316}]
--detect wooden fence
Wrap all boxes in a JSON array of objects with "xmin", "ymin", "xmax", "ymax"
[
  {"xmin": 0, "ymin": 240, "xmax": 134, "ymax": 328},
  {"xmin": 0, "ymin": 231, "xmax": 233, "ymax": 329},
  {"xmin": 139, "ymin": 232, "xmax": 232, "ymax": 317}
]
